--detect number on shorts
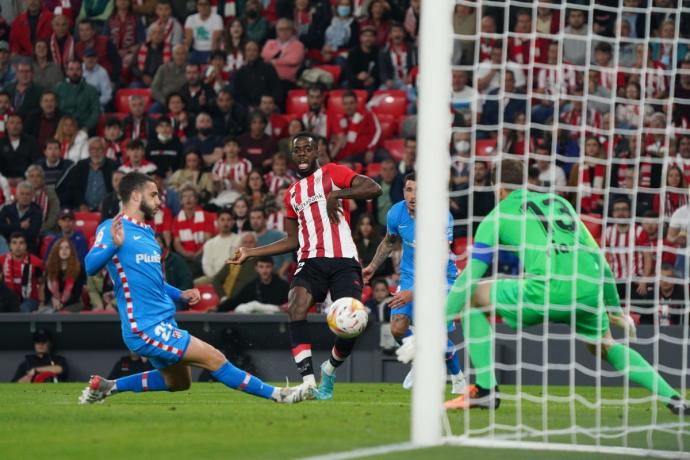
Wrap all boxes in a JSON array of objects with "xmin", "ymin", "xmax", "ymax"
[{"xmin": 154, "ymin": 322, "xmax": 172, "ymax": 342}]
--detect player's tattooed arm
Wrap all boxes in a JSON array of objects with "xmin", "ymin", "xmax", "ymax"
[{"xmin": 363, "ymin": 233, "xmax": 399, "ymax": 283}]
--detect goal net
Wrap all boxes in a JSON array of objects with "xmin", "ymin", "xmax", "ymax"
[{"xmin": 414, "ymin": 0, "xmax": 690, "ymax": 458}]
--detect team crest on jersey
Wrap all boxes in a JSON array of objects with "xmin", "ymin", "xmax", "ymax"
[{"xmin": 172, "ymin": 329, "xmax": 183, "ymax": 339}]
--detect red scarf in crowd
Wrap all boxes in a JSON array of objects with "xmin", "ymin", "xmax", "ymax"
[
  {"xmin": 137, "ymin": 42, "xmax": 171, "ymax": 71},
  {"xmin": 3, "ymin": 255, "xmax": 34, "ymax": 301},
  {"xmin": 390, "ymin": 43, "xmax": 408, "ymax": 81},
  {"xmin": 108, "ymin": 13, "xmax": 138, "ymax": 51},
  {"xmin": 50, "ymin": 33, "xmax": 75, "ymax": 68},
  {"xmin": 33, "ymin": 188, "xmax": 48, "ymax": 220},
  {"xmin": 48, "ymin": 273, "xmax": 76, "ymax": 304},
  {"xmin": 581, "ymin": 164, "xmax": 605, "ymax": 213}
]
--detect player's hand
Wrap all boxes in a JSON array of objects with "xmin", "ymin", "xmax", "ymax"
[
  {"xmin": 388, "ymin": 290, "xmax": 413, "ymax": 309},
  {"xmin": 111, "ymin": 215, "xmax": 124, "ymax": 248},
  {"xmin": 609, "ymin": 313, "xmax": 637, "ymax": 339},
  {"xmin": 227, "ymin": 247, "xmax": 250, "ymax": 265},
  {"xmin": 326, "ymin": 194, "xmax": 343, "ymax": 224},
  {"xmin": 180, "ymin": 288, "xmax": 201, "ymax": 305},
  {"xmin": 395, "ymin": 335, "xmax": 416, "ymax": 364},
  {"xmin": 362, "ymin": 265, "xmax": 375, "ymax": 284}
]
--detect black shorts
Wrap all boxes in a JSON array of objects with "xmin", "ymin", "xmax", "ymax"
[{"xmin": 291, "ymin": 257, "xmax": 363, "ymax": 303}]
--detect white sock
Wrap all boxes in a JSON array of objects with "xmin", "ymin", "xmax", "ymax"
[
  {"xmin": 303, "ymin": 374, "xmax": 316, "ymax": 386},
  {"xmin": 271, "ymin": 388, "xmax": 280, "ymax": 400},
  {"xmin": 322, "ymin": 360, "xmax": 336, "ymax": 376}
]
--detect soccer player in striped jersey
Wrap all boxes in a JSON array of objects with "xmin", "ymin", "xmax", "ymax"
[
  {"xmin": 79, "ymin": 172, "xmax": 310, "ymax": 405},
  {"xmin": 230, "ymin": 132, "xmax": 382, "ymax": 400},
  {"xmin": 362, "ymin": 173, "xmax": 466, "ymax": 393}
]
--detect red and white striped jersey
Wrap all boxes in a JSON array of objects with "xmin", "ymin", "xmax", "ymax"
[
  {"xmin": 285, "ymin": 164, "xmax": 359, "ymax": 262},
  {"xmin": 535, "ymin": 64, "xmax": 577, "ymax": 96},
  {"xmin": 267, "ymin": 210, "xmax": 285, "ymax": 233},
  {"xmin": 604, "ymin": 224, "xmax": 649, "ymax": 279},
  {"xmin": 119, "ymin": 159, "xmax": 157, "ymax": 175},
  {"xmin": 212, "ymin": 157, "xmax": 252, "ymax": 190},
  {"xmin": 644, "ymin": 62, "xmax": 667, "ymax": 100},
  {"xmin": 148, "ymin": 205, "xmax": 173, "ymax": 235},
  {"xmin": 264, "ymin": 170, "xmax": 295, "ymax": 195},
  {"xmin": 172, "ymin": 207, "xmax": 213, "ymax": 253}
]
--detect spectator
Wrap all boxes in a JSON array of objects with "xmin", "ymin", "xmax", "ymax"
[
  {"xmin": 41, "ymin": 238, "xmax": 85, "ymax": 313},
  {"xmin": 354, "ymin": 213, "xmax": 392, "ymax": 278},
  {"xmin": 181, "ymin": 63, "xmax": 216, "ymax": 115},
  {"xmin": 148, "ymin": 174, "xmax": 175, "ymax": 245},
  {"xmin": 378, "ymin": 22, "xmax": 416, "ymax": 90},
  {"xmin": 403, "ymin": 0, "xmax": 420, "ymax": 44},
  {"xmin": 667, "ymin": 194, "xmax": 690, "ymax": 276},
  {"xmin": 398, "ymin": 136, "xmax": 415, "ymax": 175},
  {"xmin": 653, "ymin": 164, "xmax": 688, "ymax": 220},
  {"xmin": 199, "ymin": 208, "xmax": 241, "ymax": 284},
  {"xmin": 210, "ymin": 88, "xmax": 247, "ymax": 139},
  {"xmin": 216, "ymin": 256, "xmax": 289, "ymax": 311},
  {"xmin": 75, "ymin": 19, "xmax": 121, "ymax": 78},
  {"xmin": 54, "ymin": 115, "xmax": 89, "ymax": 163},
  {"xmin": 476, "ymin": 41, "xmax": 526, "ymax": 94},
  {"xmin": 650, "ymin": 19, "xmax": 683, "ymax": 68},
  {"xmin": 100, "ymin": 169, "xmax": 124, "ymax": 221},
  {"xmin": 534, "ymin": 140, "xmax": 567, "ymax": 191},
  {"xmin": 107, "ymin": 352, "xmax": 154, "ymax": 379},
  {"xmin": 0, "ymin": 91, "xmax": 10, "ymax": 140},
  {"xmin": 452, "ymin": 161, "xmax": 495, "ymax": 236},
  {"xmin": 673, "ymin": 59, "xmax": 690, "ymax": 128},
  {"xmin": 450, "ymin": 69, "xmax": 480, "ymax": 125},
  {"xmin": 130, "ymin": 22, "xmax": 169, "ymax": 89},
  {"xmin": 0, "ymin": 268, "xmax": 19, "ymax": 312},
  {"xmin": 47, "ymin": 14, "xmax": 74, "ymax": 70},
  {"xmin": 277, "ymin": 118, "xmax": 305, "ymax": 155},
  {"xmin": 604, "ymin": 196, "xmax": 653, "ymax": 304},
  {"xmin": 480, "ymin": 70, "xmax": 526, "ymax": 136},
  {"xmin": 593, "ymin": 41, "xmax": 625, "ymax": 94},
  {"xmin": 238, "ymin": 111, "xmax": 277, "ymax": 172},
  {"xmin": 119, "ymin": 139, "xmax": 157, "ymax": 174},
  {"xmin": 25, "ymin": 91, "xmax": 63, "ymax": 151},
  {"xmin": 0, "ymin": 6, "xmax": 11, "ymax": 43},
  {"xmin": 615, "ymin": 81, "xmax": 653, "ymax": 129},
  {"xmin": 25, "ymin": 165, "xmax": 60, "ymax": 233},
  {"xmin": 365, "ymin": 278, "xmax": 391, "ymax": 321},
  {"xmin": 301, "ymin": 83, "xmax": 336, "ymax": 138},
  {"xmin": 37, "ymin": 139, "xmax": 73, "ymax": 188},
  {"xmin": 82, "ymin": 48, "xmax": 113, "ymax": 110},
  {"xmin": 105, "ymin": 0, "xmax": 146, "ymax": 74},
  {"xmin": 185, "ymin": 112, "xmax": 224, "ymax": 168},
  {"xmin": 655, "ymin": 263, "xmax": 688, "ymax": 326},
  {"xmin": 168, "ymin": 149, "xmax": 214, "ymax": 198},
  {"xmin": 231, "ymin": 40, "xmax": 282, "ymax": 108},
  {"xmin": 0, "ymin": 41, "xmax": 15, "ymax": 87},
  {"xmin": 0, "ymin": 232, "xmax": 43, "ymax": 311},
  {"xmin": 285, "ymin": 0, "xmax": 331, "ymax": 50},
  {"xmin": 44, "ymin": 208, "xmax": 89, "ymax": 263},
  {"xmin": 230, "ymin": 196, "xmax": 252, "ymax": 233},
  {"xmin": 371, "ymin": 158, "xmax": 403, "ymax": 226},
  {"xmin": 0, "ymin": 114, "xmax": 41, "ymax": 181},
  {"xmin": 344, "ymin": 26, "xmax": 379, "ymax": 92},
  {"xmin": 171, "ymin": 183, "xmax": 212, "ymax": 277},
  {"xmin": 675, "ymin": 135, "xmax": 690, "ymax": 183},
  {"xmin": 203, "ymin": 50, "xmax": 230, "ymax": 94},
  {"xmin": 145, "ymin": 118, "xmax": 183, "ymax": 176},
  {"xmin": 261, "ymin": 18, "xmax": 305, "ymax": 87},
  {"xmin": 151, "ymin": 44, "xmax": 188, "ymax": 106},
  {"xmin": 212, "ymin": 136, "xmax": 252, "ymax": 193},
  {"xmin": 212, "ymin": 231, "xmax": 255, "ymax": 297},
  {"xmin": 258, "ymin": 93, "xmax": 287, "ymax": 140},
  {"xmin": 569, "ymin": 136, "xmax": 606, "ymax": 214},
  {"xmin": 360, "ymin": 0, "xmax": 392, "ymax": 49},
  {"xmin": 59, "ymin": 137, "xmax": 118, "ymax": 211},
  {"xmin": 221, "ymin": 18, "xmax": 246, "ymax": 74},
  {"xmin": 244, "ymin": 169, "xmax": 274, "ymax": 212},
  {"xmin": 5, "ymin": 62, "xmax": 43, "ymax": 119},
  {"xmin": 331, "ymin": 90, "xmax": 382, "ymax": 163},
  {"xmin": 184, "ymin": 0, "xmax": 223, "ymax": 65},
  {"xmin": 147, "ymin": 0, "xmax": 183, "ymax": 50},
  {"xmin": 85, "ymin": 270, "xmax": 116, "ymax": 312},
  {"xmin": 12, "ymin": 329, "xmax": 68, "ymax": 383},
  {"xmin": 243, "ymin": 0, "xmax": 269, "ymax": 45},
  {"xmin": 263, "ymin": 151, "xmax": 294, "ymax": 195},
  {"xmin": 533, "ymin": 42, "xmax": 578, "ymax": 124},
  {"xmin": 323, "ymin": 0, "xmax": 359, "ymax": 61},
  {"xmin": 166, "ymin": 92, "xmax": 194, "ymax": 143},
  {"xmin": 562, "ymin": 8, "xmax": 588, "ymax": 66},
  {"xmin": 55, "ymin": 60, "xmax": 101, "ymax": 132},
  {"xmin": 0, "ymin": 170, "xmax": 10, "ymax": 208},
  {"xmin": 9, "ymin": 0, "xmax": 54, "ymax": 58},
  {"xmin": 156, "ymin": 233, "xmax": 193, "ymax": 295},
  {"xmin": 123, "ymin": 95, "xmax": 156, "ymax": 141},
  {"xmin": 103, "ymin": 118, "xmax": 125, "ymax": 162}
]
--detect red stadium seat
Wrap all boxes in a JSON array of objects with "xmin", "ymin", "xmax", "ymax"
[
  {"xmin": 39, "ymin": 234, "xmax": 56, "ymax": 259},
  {"xmin": 369, "ymin": 90, "xmax": 407, "ymax": 117},
  {"xmin": 114, "ymin": 88, "xmax": 153, "ymax": 114},
  {"xmin": 74, "ymin": 211, "xmax": 102, "ymax": 223},
  {"xmin": 191, "ymin": 285, "xmax": 220, "ymax": 312},
  {"xmin": 286, "ymin": 89, "xmax": 308, "ymax": 115},
  {"xmin": 376, "ymin": 113, "xmax": 398, "ymax": 140},
  {"xmin": 383, "ymin": 138, "xmax": 405, "ymax": 161},
  {"xmin": 75, "ymin": 219, "xmax": 99, "ymax": 242},
  {"xmin": 314, "ymin": 64, "xmax": 342, "ymax": 85},
  {"xmin": 327, "ymin": 89, "xmax": 367, "ymax": 115},
  {"xmin": 452, "ymin": 237, "xmax": 472, "ymax": 271},
  {"xmin": 582, "ymin": 213, "xmax": 603, "ymax": 244},
  {"xmin": 475, "ymin": 139, "xmax": 497, "ymax": 156},
  {"xmin": 366, "ymin": 162, "xmax": 381, "ymax": 178}
]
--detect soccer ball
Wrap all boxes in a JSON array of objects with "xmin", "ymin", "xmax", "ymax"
[{"xmin": 326, "ymin": 297, "xmax": 369, "ymax": 339}]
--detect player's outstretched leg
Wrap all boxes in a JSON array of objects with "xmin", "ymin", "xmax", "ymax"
[
  {"xmin": 590, "ymin": 333, "xmax": 688, "ymax": 416},
  {"xmin": 287, "ymin": 287, "xmax": 318, "ymax": 388},
  {"xmin": 317, "ymin": 337, "xmax": 357, "ymax": 400},
  {"xmin": 391, "ymin": 314, "xmax": 414, "ymax": 390}
]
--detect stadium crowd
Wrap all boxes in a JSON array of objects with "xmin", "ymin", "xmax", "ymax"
[{"xmin": 0, "ymin": 0, "xmax": 687, "ymax": 329}]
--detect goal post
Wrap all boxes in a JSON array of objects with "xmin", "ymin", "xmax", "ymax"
[{"xmin": 412, "ymin": 0, "xmax": 455, "ymax": 447}]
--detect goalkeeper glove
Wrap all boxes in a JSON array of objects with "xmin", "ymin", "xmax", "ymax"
[
  {"xmin": 609, "ymin": 313, "xmax": 637, "ymax": 339},
  {"xmin": 395, "ymin": 335, "xmax": 416, "ymax": 364}
]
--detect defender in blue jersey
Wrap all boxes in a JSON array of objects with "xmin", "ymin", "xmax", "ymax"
[
  {"xmin": 78, "ymin": 172, "xmax": 310, "ymax": 404},
  {"xmin": 363, "ymin": 173, "xmax": 466, "ymax": 393}
]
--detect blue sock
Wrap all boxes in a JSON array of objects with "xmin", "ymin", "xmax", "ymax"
[
  {"xmin": 445, "ymin": 339, "xmax": 461, "ymax": 376},
  {"xmin": 115, "ymin": 371, "xmax": 169, "ymax": 393},
  {"xmin": 211, "ymin": 361, "xmax": 275, "ymax": 399}
]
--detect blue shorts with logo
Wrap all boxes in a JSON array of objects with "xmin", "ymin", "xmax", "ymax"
[
  {"xmin": 392, "ymin": 277, "xmax": 456, "ymax": 332},
  {"xmin": 123, "ymin": 318, "xmax": 191, "ymax": 370}
]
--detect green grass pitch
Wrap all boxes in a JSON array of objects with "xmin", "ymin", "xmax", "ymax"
[{"xmin": 0, "ymin": 383, "xmax": 687, "ymax": 460}]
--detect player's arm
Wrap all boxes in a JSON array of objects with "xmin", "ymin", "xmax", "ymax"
[
  {"xmin": 229, "ymin": 218, "xmax": 300, "ymax": 264},
  {"xmin": 84, "ymin": 219, "xmax": 122, "ymax": 276},
  {"xmin": 326, "ymin": 175, "xmax": 382, "ymax": 223},
  {"xmin": 362, "ymin": 232, "xmax": 399, "ymax": 283}
]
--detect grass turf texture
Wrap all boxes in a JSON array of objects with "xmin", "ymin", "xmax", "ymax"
[{"xmin": 0, "ymin": 383, "xmax": 686, "ymax": 460}]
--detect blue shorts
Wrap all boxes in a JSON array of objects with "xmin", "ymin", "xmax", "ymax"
[
  {"xmin": 123, "ymin": 319, "xmax": 191, "ymax": 370},
  {"xmin": 392, "ymin": 278, "xmax": 456, "ymax": 332}
]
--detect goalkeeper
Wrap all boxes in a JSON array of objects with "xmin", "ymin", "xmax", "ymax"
[{"xmin": 401, "ymin": 159, "xmax": 687, "ymax": 415}]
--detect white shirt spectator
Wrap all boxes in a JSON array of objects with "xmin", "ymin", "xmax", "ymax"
[
  {"xmin": 538, "ymin": 164, "xmax": 567, "ymax": 190},
  {"xmin": 562, "ymin": 25, "xmax": 588, "ymax": 66},
  {"xmin": 451, "ymin": 85, "xmax": 481, "ymax": 117},
  {"xmin": 184, "ymin": 13, "xmax": 223, "ymax": 52},
  {"xmin": 201, "ymin": 232, "xmax": 242, "ymax": 278},
  {"xmin": 64, "ymin": 130, "xmax": 89, "ymax": 163},
  {"xmin": 476, "ymin": 60, "xmax": 525, "ymax": 93},
  {"xmin": 82, "ymin": 63, "xmax": 113, "ymax": 108},
  {"xmin": 670, "ymin": 204, "xmax": 690, "ymax": 238}
]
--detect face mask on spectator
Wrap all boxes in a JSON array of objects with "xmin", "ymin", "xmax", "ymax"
[
  {"xmin": 455, "ymin": 140, "xmax": 470, "ymax": 154},
  {"xmin": 337, "ymin": 6, "xmax": 351, "ymax": 17},
  {"xmin": 158, "ymin": 133, "xmax": 172, "ymax": 142}
]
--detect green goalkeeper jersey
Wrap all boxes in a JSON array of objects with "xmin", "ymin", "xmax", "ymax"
[{"xmin": 446, "ymin": 189, "xmax": 622, "ymax": 318}]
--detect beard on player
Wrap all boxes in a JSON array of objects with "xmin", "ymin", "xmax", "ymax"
[{"xmin": 140, "ymin": 199, "xmax": 157, "ymax": 221}]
